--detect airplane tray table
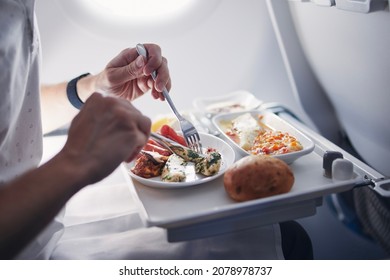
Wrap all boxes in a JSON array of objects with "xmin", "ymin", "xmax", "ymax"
[{"xmin": 122, "ymin": 110, "xmax": 385, "ymax": 242}]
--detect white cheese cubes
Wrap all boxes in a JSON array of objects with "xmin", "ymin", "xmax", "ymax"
[{"xmin": 161, "ymin": 154, "xmax": 187, "ymax": 182}]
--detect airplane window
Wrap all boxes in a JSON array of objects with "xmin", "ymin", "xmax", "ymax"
[
  {"xmin": 54, "ymin": 0, "xmax": 220, "ymax": 39},
  {"xmin": 80, "ymin": 0, "xmax": 196, "ymax": 23}
]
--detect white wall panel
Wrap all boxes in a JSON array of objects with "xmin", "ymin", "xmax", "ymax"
[{"xmin": 35, "ymin": 0, "xmax": 311, "ymax": 125}]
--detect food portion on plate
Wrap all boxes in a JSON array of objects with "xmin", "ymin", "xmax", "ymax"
[
  {"xmin": 212, "ymin": 110, "xmax": 315, "ymax": 164},
  {"xmin": 131, "ymin": 151, "xmax": 169, "ymax": 179},
  {"xmin": 218, "ymin": 112, "xmax": 303, "ymax": 156},
  {"xmin": 130, "ymin": 124, "xmax": 223, "ymax": 184}
]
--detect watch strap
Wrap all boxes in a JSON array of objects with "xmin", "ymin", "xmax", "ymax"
[{"xmin": 66, "ymin": 73, "xmax": 90, "ymax": 109}]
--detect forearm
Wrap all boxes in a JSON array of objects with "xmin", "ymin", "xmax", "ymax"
[
  {"xmin": 0, "ymin": 152, "xmax": 87, "ymax": 259},
  {"xmin": 1, "ymin": 89, "xmax": 151, "ymax": 259},
  {"xmin": 40, "ymin": 74, "xmax": 98, "ymax": 134}
]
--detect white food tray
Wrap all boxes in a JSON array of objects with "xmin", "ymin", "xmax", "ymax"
[
  {"xmin": 123, "ymin": 111, "xmax": 384, "ymax": 242},
  {"xmin": 192, "ymin": 90, "xmax": 262, "ymax": 116}
]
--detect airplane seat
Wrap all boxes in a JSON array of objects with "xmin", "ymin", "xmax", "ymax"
[
  {"xmin": 267, "ymin": 0, "xmax": 390, "ymax": 256},
  {"xmin": 280, "ymin": 1, "xmax": 390, "ymax": 177}
]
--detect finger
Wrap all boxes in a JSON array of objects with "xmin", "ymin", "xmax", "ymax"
[
  {"xmin": 82, "ymin": 92, "xmax": 106, "ymax": 109},
  {"xmin": 137, "ymin": 114, "xmax": 152, "ymax": 138},
  {"xmin": 107, "ymin": 56, "xmax": 146, "ymax": 88},
  {"xmin": 107, "ymin": 103, "xmax": 147, "ymax": 163},
  {"xmin": 122, "ymin": 101, "xmax": 151, "ymax": 135},
  {"xmin": 142, "ymin": 44, "xmax": 162, "ymax": 75},
  {"xmin": 125, "ymin": 55, "xmax": 146, "ymax": 80},
  {"xmin": 136, "ymin": 76, "xmax": 152, "ymax": 93},
  {"xmin": 151, "ymin": 89, "xmax": 165, "ymax": 101},
  {"xmin": 142, "ymin": 45, "xmax": 170, "ymax": 92},
  {"xmin": 125, "ymin": 132, "xmax": 149, "ymax": 162},
  {"xmin": 151, "ymin": 74, "xmax": 170, "ymax": 100},
  {"xmin": 153, "ymin": 57, "xmax": 170, "ymax": 93},
  {"xmin": 126, "ymin": 144, "xmax": 143, "ymax": 163},
  {"xmin": 106, "ymin": 47, "xmax": 139, "ymax": 68},
  {"xmin": 146, "ymin": 77, "xmax": 154, "ymax": 89},
  {"xmin": 151, "ymin": 91, "xmax": 162, "ymax": 100}
]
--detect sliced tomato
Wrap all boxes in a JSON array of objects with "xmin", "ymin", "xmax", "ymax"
[{"xmin": 159, "ymin": 124, "xmax": 187, "ymax": 146}]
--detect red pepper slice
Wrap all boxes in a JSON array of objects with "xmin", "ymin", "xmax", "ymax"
[{"xmin": 160, "ymin": 124, "xmax": 187, "ymax": 146}]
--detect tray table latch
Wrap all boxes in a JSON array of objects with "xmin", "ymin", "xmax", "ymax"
[{"xmin": 355, "ymin": 176, "xmax": 390, "ymax": 198}]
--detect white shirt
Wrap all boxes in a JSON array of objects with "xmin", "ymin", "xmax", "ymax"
[
  {"xmin": 0, "ymin": 0, "xmax": 42, "ymax": 185},
  {"xmin": 0, "ymin": 0, "xmax": 64, "ymax": 260}
]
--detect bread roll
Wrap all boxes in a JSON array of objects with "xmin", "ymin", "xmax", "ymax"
[{"xmin": 223, "ymin": 155, "xmax": 294, "ymax": 201}]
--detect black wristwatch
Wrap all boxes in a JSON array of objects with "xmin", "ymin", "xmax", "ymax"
[{"xmin": 66, "ymin": 73, "xmax": 90, "ymax": 109}]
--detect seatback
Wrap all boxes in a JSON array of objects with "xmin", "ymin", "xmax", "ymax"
[{"xmin": 268, "ymin": 0, "xmax": 390, "ymax": 176}]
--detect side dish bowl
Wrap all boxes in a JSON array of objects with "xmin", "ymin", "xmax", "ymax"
[
  {"xmin": 193, "ymin": 90, "xmax": 262, "ymax": 117},
  {"xmin": 211, "ymin": 110, "xmax": 315, "ymax": 164}
]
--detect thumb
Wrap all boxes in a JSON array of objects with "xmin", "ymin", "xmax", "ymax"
[{"xmin": 124, "ymin": 55, "xmax": 145, "ymax": 80}]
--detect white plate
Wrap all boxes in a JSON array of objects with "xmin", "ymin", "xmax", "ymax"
[
  {"xmin": 193, "ymin": 90, "xmax": 262, "ymax": 116},
  {"xmin": 212, "ymin": 110, "xmax": 315, "ymax": 164},
  {"xmin": 125, "ymin": 133, "xmax": 235, "ymax": 188}
]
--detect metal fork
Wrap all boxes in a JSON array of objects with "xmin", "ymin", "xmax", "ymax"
[
  {"xmin": 136, "ymin": 43, "xmax": 202, "ymax": 154},
  {"xmin": 150, "ymin": 132, "xmax": 202, "ymax": 159}
]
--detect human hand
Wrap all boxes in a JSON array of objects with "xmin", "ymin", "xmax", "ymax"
[
  {"xmin": 95, "ymin": 44, "xmax": 171, "ymax": 101},
  {"xmin": 60, "ymin": 93, "xmax": 151, "ymax": 185}
]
